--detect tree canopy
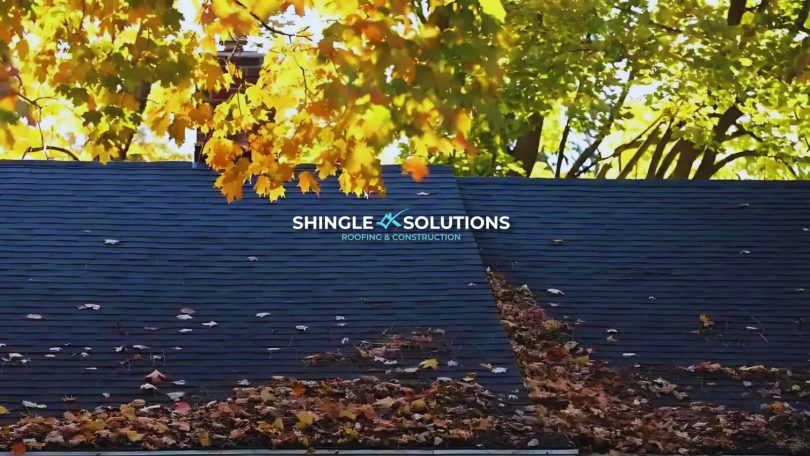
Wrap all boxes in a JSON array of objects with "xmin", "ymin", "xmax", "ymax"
[{"xmin": 1, "ymin": 0, "xmax": 809, "ymax": 201}]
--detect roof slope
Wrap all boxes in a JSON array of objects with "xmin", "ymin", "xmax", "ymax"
[
  {"xmin": 459, "ymin": 177, "xmax": 810, "ymax": 407},
  {"xmin": 0, "ymin": 162, "xmax": 523, "ymax": 418}
]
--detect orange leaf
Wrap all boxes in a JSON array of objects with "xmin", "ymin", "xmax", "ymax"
[
  {"xmin": 455, "ymin": 110, "xmax": 472, "ymax": 134},
  {"xmin": 284, "ymin": 0, "xmax": 306, "ymax": 16},
  {"xmin": 292, "ymin": 382, "xmax": 306, "ymax": 396},
  {"xmin": 369, "ymin": 88, "xmax": 388, "ymax": 105},
  {"xmin": 11, "ymin": 442, "xmax": 25, "ymax": 455},
  {"xmin": 402, "ymin": 157, "xmax": 429, "ymax": 182},
  {"xmin": 362, "ymin": 22, "xmax": 387, "ymax": 43},
  {"xmin": 297, "ymin": 171, "xmax": 320, "ymax": 194}
]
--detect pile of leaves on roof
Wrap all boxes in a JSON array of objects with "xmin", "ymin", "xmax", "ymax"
[
  {"xmin": 0, "ymin": 375, "xmax": 564, "ymax": 453},
  {"xmin": 489, "ymin": 272, "xmax": 809, "ymax": 455}
]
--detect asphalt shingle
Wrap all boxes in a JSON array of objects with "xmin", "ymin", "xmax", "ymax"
[{"xmin": 0, "ymin": 162, "xmax": 524, "ymax": 418}]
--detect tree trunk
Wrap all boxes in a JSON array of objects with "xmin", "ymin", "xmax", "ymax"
[
  {"xmin": 654, "ymin": 138, "xmax": 682, "ymax": 179},
  {"xmin": 509, "ymin": 113, "xmax": 544, "ymax": 176},
  {"xmin": 670, "ymin": 140, "xmax": 699, "ymax": 179},
  {"xmin": 727, "ymin": 0, "xmax": 747, "ymax": 25},
  {"xmin": 646, "ymin": 121, "xmax": 675, "ymax": 179}
]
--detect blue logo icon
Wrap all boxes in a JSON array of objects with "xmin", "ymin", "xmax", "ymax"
[{"xmin": 377, "ymin": 209, "xmax": 409, "ymax": 229}]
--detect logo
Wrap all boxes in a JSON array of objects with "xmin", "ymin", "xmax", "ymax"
[{"xmin": 376, "ymin": 209, "xmax": 409, "ymax": 230}]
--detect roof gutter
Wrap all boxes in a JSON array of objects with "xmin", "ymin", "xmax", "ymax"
[{"xmin": 29, "ymin": 450, "xmax": 578, "ymax": 455}]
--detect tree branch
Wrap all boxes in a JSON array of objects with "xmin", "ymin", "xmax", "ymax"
[
  {"xmin": 694, "ymin": 105, "xmax": 745, "ymax": 178},
  {"xmin": 24, "ymin": 146, "xmax": 80, "ymax": 161},
  {"xmin": 797, "ymin": 0, "xmax": 810, "ymax": 32},
  {"xmin": 554, "ymin": 120, "xmax": 571, "ymax": 178},
  {"xmin": 618, "ymin": 127, "xmax": 660, "ymax": 179},
  {"xmin": 646, "ymin": 119, "xmax": 676, "ymax": 179},
  {"xmin": 566, "ymin": 69, "xmax": 637, "ymax": 178},
  {"xmin": 709, "ymin": 150, "xmax": 761, "ymax": 176},
  {"xmin": 728, "ymin": 0, "xmax": 748, "ymax": 25},
  {"xmin": 234, "ymin": 0, "xmax": 303, "ymax": 37},
  {"xmin": 509, "ymin": 113, "xmax": 544, "ymax": 176}
]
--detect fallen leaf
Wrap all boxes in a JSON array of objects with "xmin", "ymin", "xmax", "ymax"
[
  {"xmin": 0, "ymin": 405, "xmax": 7, "ymax": 414},
  {"xmin": 180, "ymin": 308, "xmax": 195, "ymax": 314},
  {"xmin": 145, "ymin": 370, "xmax": 166, "ymax": 384},
  {"xmin": 173, "ymin": 402, "xmax": 191, "ymax": 415},
  {"xmin": 295, "ymin": 411, "xmax": 314, "ymax": 429},
  {"xmin": 247, "ymin": 256, "xmax": 259, "ymax": 262},
  {"xmin": 296, "ymin": 325, "xmax": 308, "ymax": 331},
  {"xmin": 420, "ymin": 359, "xmax": 439, "ymax": 369},
  {"xmin": 202, "ymin": 321, "xmax": 218, "ymax": 327},
  {"xmin": 77, "ymin": 303, "xmax": 101, "ymax": 310},
  {"xmin": 411, "ymin": 399, "xmax": 427, "ymax": 412},
  {"xmin": 127, "ymin": 431, "xmax": 143, "ymax": 443},
  {"xmin": 546, "ymin": 288, "xmax": 564, "ymax": 295},
  {"xmin": 25, "ymin": 314, "xmax": 42, "ymax": 320},
  {"xmin": 168, "ymin": 392, "xmax": 186, "ymax": 401},
  {"xmin": 199, "ymin": 433, "xmax": 212, "ymax": 447},
  {"xmin": 491, "ymin": 367, "xmax": 508, "ymax": 374},
  {"xmin": 179, "ymin": 329, "xmax": 193, "ymax": 333},
  {"xmin": 11, "ymin": 442, "xmax": 26, "ymax": 455},
  {"xmin": 104, "ymin": 239, "xmax": 120, "ymax": 245},
  {"xmin": 292, "ymin": 382, "xmax": 306, "ymax": 395},
  {"xmin": 255, "ymin": 312, "xmax": 270, "ymax": 317},
  {"xmin": 176, "ymin": 314, "xmax": 193, "ymax": 320}
]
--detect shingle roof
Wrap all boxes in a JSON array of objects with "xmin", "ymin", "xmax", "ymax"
[
  {"xmin": 0, "ymin": 161, "xmax": 524, "ymax": 419},
  {"xmin": 459, "ymin": 177, "xmax": 810, "ymax": 408}
]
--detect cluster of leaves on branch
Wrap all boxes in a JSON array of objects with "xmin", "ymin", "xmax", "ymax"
[
  {"xmin": 494, "ymin": 0, "xmax": 810, "ymax": 180},
  {"xmin": 0, "ymin": 0, "xmax": 508, "ymax": 201},
  {"xmin": 490, "ymin": 272, "xmax": 809, "ymax": 454},
  {"xmin": 0, "ymin": 376, "xmax": 556, "ymax": 452},
  {"xmin": 3, "ymin": 0, "xmax": 810, "ymax": 199}
]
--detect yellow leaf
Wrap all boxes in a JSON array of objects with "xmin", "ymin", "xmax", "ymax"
[
  {"xmin": 295, "ymin": 411, "xmax": 314, "ymax": 430},
  {"xmin": 0, "ymin": 405, "xmax": 7, "ymax": 414},
  {"xmin": 199, "ymin": 432, "xmax": 212, "ymax": 447},
  {"xmin": 126, "ymin": 430, "xmax": 143, "ymax": 443},
  {"xmin": 120, "ymin": 404, "xmax": 137, "ymax": 420},
  {"xmin": 479, "ymin": 0, "xmax": 506, "ymax": 22},
  {"xmin": 575, "ymin": 355, "xmax": 589, "ymax": 367},
  {"xmin": 269, "ymin": 183, "xmax": 286, "ymax": 202},
  {"xmin": 271, "ymin": 418, "xmax": 284, "ymax": 430},
  {"xmin": 420, "ymin": 359, "xmax": 438, "ymax": 369},
  {"xmin": 411, "ymin": 399, "xmax": 427, "ymax": 412},
  {"xmin": 402, "ymin": 156, "xmax": 429, "ymax": 182},
  {"xmin": 251, "ymin": 0, "xmax": 285, "ymax": 22},
  {"xmin": 298, "ymin": 171, "xmax": 320, "ymax": 194}
]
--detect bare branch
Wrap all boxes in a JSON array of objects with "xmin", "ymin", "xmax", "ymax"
[{"xmin": 24, "ymin": 146, "xmax": 80, "ymax": 161}]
